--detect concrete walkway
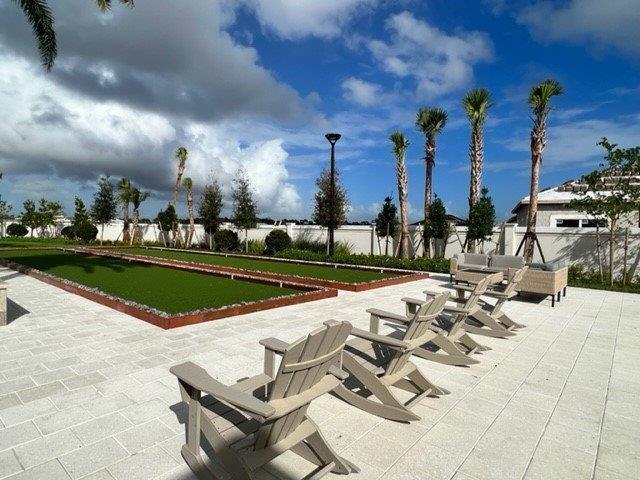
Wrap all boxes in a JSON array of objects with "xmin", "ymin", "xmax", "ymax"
[{"xmin": 0, "ymin": 266, "xmax": 638, "ymax": 480}]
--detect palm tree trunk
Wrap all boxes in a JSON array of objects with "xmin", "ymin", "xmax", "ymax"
[
  {"xmin": 122, "ymin": 203, "xmax": 130, "ymax": 243},
  {"xmin": 385, "ymin": 223, "xmax": 389, "ymax": 256},
  {"xmin": 423, "ymin": 137, "xmax": 435, "ymax": 258},
  {"xmin": 397, "ymin": 160, "xmax": 410, "ymax": 259},
  {"xmin": 467, "ymin": 127, "xmax": 483, "ymax": 253},
  {"xmin": 524, "ymin": 135, "xmax": 543, "ymax": 263},
  {"xmin": 609, "ymin": 218, "xmax": 616, "ymax": 287},
  {"xmin": 187, "ymin": 190, "xmax": 195, "ymax": 248}
]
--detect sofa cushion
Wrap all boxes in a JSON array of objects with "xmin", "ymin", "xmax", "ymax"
[
  {"xmin": 528, "ymin": 261, "xmax": 566, "ymax": 271},
  {"xmin": 490, "ymin": 255, "xmax": 525, "ymax": 270},
  {"xmin": 460, "ymin": 253, "xmax": 489, "ymax": 267}
]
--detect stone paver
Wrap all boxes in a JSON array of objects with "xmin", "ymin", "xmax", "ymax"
[{"xmin": 0, "ymin": 266, "xmax": 639, "ymax": 479}]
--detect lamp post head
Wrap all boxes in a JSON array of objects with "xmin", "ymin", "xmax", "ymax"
[{"xmin": 325, "ymin": 133, "xmax": 341, "ymax": 145}]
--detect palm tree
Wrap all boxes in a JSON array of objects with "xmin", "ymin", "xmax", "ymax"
[
  {"xmin": 171, "ymin": 146, "xmax": 188, "ymax": 246},
  {"xmin": 183, "ymin": 177, "xmax": 195, "ymax": 248},
  {"xmin": 390, "ymin": 131, "xmax": 411, "ymax": 259},
  {"xmin": 523, "ymin": 79, "xmax": 563, "ymax": 262},
  {"xmin": 463, "ymin": 88, "xmax": 494, "ymax": 253},
  {"xmin": 117, "ymin": 177, "xmax": 132, "ymax": 243},
  {"xmin": 129, "ymin": 187, "xmax": 150, "ymax": 246},
  {"xmin": 14, "ymin": 0, "xmax": 133, "ymax": 72},
  {"xmin": 416, "ymin": 107, "xmax": 447, "ymax": 258}
]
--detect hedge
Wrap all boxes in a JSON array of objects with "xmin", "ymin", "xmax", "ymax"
[{"xmin": 275, "ymin": 249, "xmax": 450, "ymax": 273}]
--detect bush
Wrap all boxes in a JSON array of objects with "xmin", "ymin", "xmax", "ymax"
[
  {"xmin": 73, "ymin": 222, "xmax": 98, "ymax": 244},
  {"xmin": 60, "ymin": 226, "xmax": 75, "ymax": 239},
  {"xmin": 264, "ymin": 230, "xmax": 292, "ymax": 255},
  {"xmin": 246, "ymin": 239, "xmax": 266, "ymax": 255},
  {"xmin": 6, "ymin": 223, "xmax": 28, "ymax": 237},
  {"xmin": 291, "ymin": 230, "xmax": 325, "ymax": 254},
  {"xmin": 214, "ymin": 229, "xmax": 239, "ymax": 252},
  {"xmin": 275, "ymin": 249, "xmax": 450, "ymax": 273}
]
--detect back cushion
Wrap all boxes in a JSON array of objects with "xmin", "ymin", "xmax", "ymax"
[
  {"xmin": 463, "ymin": 253, "xmax": 489, "ymax": 266},
  {"xmin": 490, "ymin": 255, "xmax": 525, "ymax": 269}
]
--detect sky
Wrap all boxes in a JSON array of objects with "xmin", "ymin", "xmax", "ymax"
[{"xmin": 0, "ymin": 0, "xmax": 639, "ymax": 222}]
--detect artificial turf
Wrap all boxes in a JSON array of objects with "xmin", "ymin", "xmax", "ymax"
[
  {"xmin": 0, "ymin": 249, "xmax": 298, "ymax": 314},
  {"xmin": 125, "ymin": 248, "xmax": 397, "ymax": 284}
]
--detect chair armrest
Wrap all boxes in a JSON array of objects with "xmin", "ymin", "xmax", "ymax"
[
  {"xmin": 452, "ymin": 284, "xmax": 476, "ymax": 293},
  {"xmin": 170, "ymin": 362, "xmax": 275, "ymax": 418},
  {"xmin": 366, "ymin": 308, "xmax": 409, "ymax": 325},
  {"xmin": 402, "ymin": 297, "xmax": 425, "ymax": 306},
  {"xmin": 350, "ymin": 327, "xmax": 410, "ymax": 350},
  {"xmin": 259, "ymin": 337, "xmax": 288, "ymax": 354},
  {"xmin": 424, "ymin": 289, "xmax": 444, "ymax": 298},
  {"xmin": 328, "ymin": 365, "xmax": 349, "ymax": 381}
]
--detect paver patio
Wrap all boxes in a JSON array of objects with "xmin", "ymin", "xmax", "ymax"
[{"xmin": 0, "ymin": 265, "xmax": 638, "ymax": 480}]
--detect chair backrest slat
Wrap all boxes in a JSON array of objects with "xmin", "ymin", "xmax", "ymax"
[
  {"xmin": 386, "ymin": 292, "xmax": 449, "ymax": 376},
  {"xmin": 255, "ymin": 321, "xmax": 350, "ymax": 449}
]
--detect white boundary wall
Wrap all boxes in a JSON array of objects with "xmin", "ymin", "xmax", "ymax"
[{"xmin": 4, "ymin": 220, "xmax": 639, "ymax": 276}]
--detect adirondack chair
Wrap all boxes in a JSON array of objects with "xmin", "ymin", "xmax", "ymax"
[
  {"xmin": 365, "ymin": 296, "xmax": 480, "ymax": 368},
  {"xmin": 403, "ymin": 276, "xmax": 492, "ymax": 356},
  {"xmin": 334, "ymin": 293, "xmax": 451, "ymax": 422},
  {"xmin": 450, "ymin": 267, "xmax": 529, "ymax": 337},
  {"xmin": 170, "ymin": 320, "xmax": 359, "ymax": 480}
]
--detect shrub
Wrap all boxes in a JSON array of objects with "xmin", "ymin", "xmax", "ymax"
[
  {"xmin": 292, "ymin": 230, "xmax": 325, "ymax": 254},
  {"xmin": 60, "ymin": 225, "xmax": 75, "ymax": 239},
  {"xmin": 214, "ymin": 229, "xmax": 239, "ymax": 252},
  {"xmin": 6, "ymin": 223, "xmax": 28, "ymax": 237},
  {"xmin": 73, "ymin": 222, "xmax": 98, "ymax": 244},
  {"xmin": 264, "ymin": 230, "xmax": 291, "ymax": 255},
  {"xmin": 275, "ymin": 249, "xmax": 450, "ymax": 273},
  {"xmin": 246, "ymin": 239, "xmax": 266, "ymax": 255}
]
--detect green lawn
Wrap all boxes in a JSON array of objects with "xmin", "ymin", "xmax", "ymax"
[
  {"xmin": 0, "ymin": 237, "xmax": 77, "ymax": 249},
  {"xmin": 0, "ymin": 249, "xmax": 298, "ymax": 314},
  {"xmin": 125, "ymin": 248, "xmax": 397, "ymax": 284}
]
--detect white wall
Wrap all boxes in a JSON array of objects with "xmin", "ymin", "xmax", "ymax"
[{"xmin": 4, "ymin": 220, "xmax": 638, "ymax": 277}]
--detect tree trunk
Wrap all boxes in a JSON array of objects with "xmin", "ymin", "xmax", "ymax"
[
  {"xmin": 467, "ymin": 126, "xmax": 483, "ymax": 254},
  {"xmin": 524, "ymin": 138, "xmax": 543, "ymax": 263},
  {"xmin": 596, "ymin": 222, "xmax": 604, "ymax": 282},
  {"xmin": 623, "ymin": 227, "xmax": 629, "ymax": 286},
  {"xmin": 396, "ymin": 153, "xmax": 410, "ymax": 259},
  {"xmin": 385, "ymin": 223, "xmax": 389, "ymax": 256},
  {"xmin": 423, "ymin": 137, "xmax": 435, "ymax": 258},
  {"xmin": 609, "ymin": 218, "xmax": 616, "ymax": 287},
  {"xmin": 245, "ymin": 229, "xmax": 249, "ymax": 253},
  {"xmin": 122, "ymin": 203, "xmax": 130, "ymax": 243},
  {"xmin": 100, "ymin": 224, "xmax": 104, "ymax": 245}
]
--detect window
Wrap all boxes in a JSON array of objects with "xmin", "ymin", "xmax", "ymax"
[
  {"xmin": 555, "ymin": 219, "xmax": 580, "ymax": 227},
  {"xmin": 581, "ymin": 219, "xmax": 607, "ymax": 228}
]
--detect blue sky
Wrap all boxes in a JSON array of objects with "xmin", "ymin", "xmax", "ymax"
[{"xmin": 0, "ymin": 0, "xmax": 638, "ymax": 222}]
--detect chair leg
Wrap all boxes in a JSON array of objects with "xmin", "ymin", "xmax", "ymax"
[
  {"xmin": 406, "ymin": 368, "xmax": 449, "ymax": 396},
  {"xmin": 466, "ymin": 310, "xmax": 516, "ymax": 338},
  {"xmin": 303, "ymin": 420, "xmax": 360, "ymax": 475}
]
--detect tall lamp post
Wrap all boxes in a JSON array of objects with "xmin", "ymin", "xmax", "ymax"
[{"xmin": 325, "ymin": 133, "xmax": 341, "ymax": 257}]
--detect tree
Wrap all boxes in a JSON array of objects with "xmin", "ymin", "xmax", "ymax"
[
  {"xmin": 467, "ymin": 188, "xmax": 496, "ymax": 253},
  {"xmin": 198, "ymin": 178, "xmax": 223, "ymax": 249},
  {"xmin": 36, "ymin": 198, "xmax": 62, "ymax": 236},
  {"xmin": 463, "ymin": 88, "xmax": 493, "ymax": 253},
  {"xmin": 570, "ymin": 138, "xmax": 640, "ymax": 286},
  {"xmin": 416, "ymin": 107, "xmax": 447, "ymax": 258},
  {"xmin": 91, "ymin": 176, "xmax": 117, "ymax": 245},
  {"xmin": 232, "ymin": 170, "xmax": 258, "ymax": 253},
  {"xmin": 73, "ymin": 197, "xmax": 91, "ymax": 232},
  {"xmin": 374, "ymin": 196, "xmax": 398, "ymax": 256},
  {"xmin": 129, "ymin": 187, "xmax": 150, "ymax": 245},
  {"xmin": 21, "ymin": 199, "xmax": 38, "ymax": 237},
  {"xmin": 390, "ymin": 131, "xmax": 411, "ymax": 259},
  {"xmin": 156, "ymin": 204, "xmax": 177, "ymax": 247},
  {"xmin": 424, "ymin": 196, "xmax": 448, "ymax": 257},
  {"xmin": 0, "ymin": 196, "xmax": 12, "ymax": 237},
  {"xmin": 312, "ymin": 168, "xmax": 349, "ymax": 230},
  {"xmin": 118, "ymin": 178, "xmax": 132, "ymax": 243},
  {"xmin": 14, "ymin": 0, "xmax": 133, "ymax": 72},
  {"xmin": 183, "ymin": 177, "xmax": 195, "ymax": 248},
  {"xmin": 170, "ymin": 146, "xmax": 188, "ymax": 246},
  {"xmin": 523, "ymin": 79, "xmax": 563, "ymax": 262}
]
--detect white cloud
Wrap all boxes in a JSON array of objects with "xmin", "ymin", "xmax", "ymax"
[
  {"xmin": 0, "ymin": 52, "xmax": 303, "ymax": 217},
  {"xmin": 367, "ymin": 11, "xmax": 494, "ymax": 98},
  {"xmin": 244, "ymin": 0, "xmax": 375, "ymax": 39},
  {"xmin": 341, "ymin": 77, "xmax": 383, "ymax": 107},
  {"xmin": 518, "ymin": 0, "xmax": 640, "ymax": 57}
]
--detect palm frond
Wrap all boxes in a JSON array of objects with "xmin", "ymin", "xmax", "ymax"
[
  {"xmin": 528, "ymin": 79, "xmax": 563, "ymax": 113},
  {"xmin": 415, "ymin": 107, "xmax": 448, "ymax": 136},
  {"xmin": 95, "ymin": 0, "xmax": 134, "ymax": 13},
  {"xmin": 463, "ymin": 88, "xmax": 493, "ymax": 126},
  {"xmin": 14, "ymin": 0, "xmax": 57, "ymax": 71},
  {"xmin": 175, "ymin": 146, "xmax": 188, "ymax": 166},
  {"xmin": 183, "ymin": 177, "xmax": 193, "ymax": 190},
  {"xmin": 389, "ymin": 131, "xmax": 409, "ymax": 157}
]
